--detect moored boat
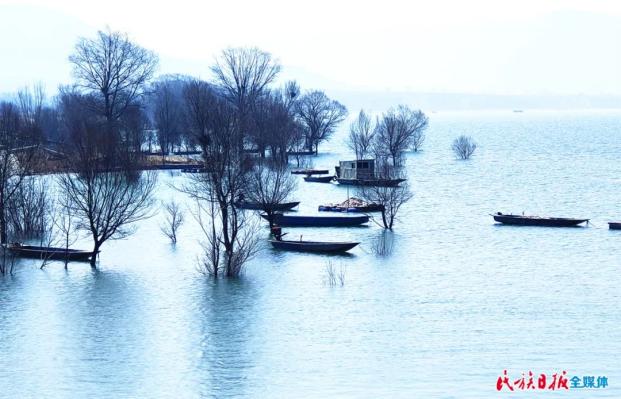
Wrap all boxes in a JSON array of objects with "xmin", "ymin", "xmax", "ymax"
[
  {"xmin": 235, "ymin": 201, "xmax": 300, "ymax": 211},
  {"xmin": 491, "ymin": 213, "xmax": 589, "ymax": 227},
  {"xmin": 609, "ymin": 222, "xmax": 621, "ymax": 230},
  {"xmin": 6, "ymin": 244, "xmax": 98, "ymax": 262},
  {"xmin": 291, "ymin": 169, "xmax": 329, "ymax": 175},
  {"xmin": 335, "ymin": 159, "xmax": 405, "ymax": 187},
  {"xmin": 269, "ymin": 239, "xmax": 359, "ymax": 253},
  {"xmin": 261, "ymin": 213, "xmax": 369, "ymax": 227},
  {"xmin": 303, "ymin": 175, "xmax": 334, "ymax": 183},
  {"xmin": 336, "ymin": 178, "xmax": 405, "ymax": 187}
]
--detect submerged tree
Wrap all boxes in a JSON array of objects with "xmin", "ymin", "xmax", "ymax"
[
  {"xmin": 348, "ymin": 109, "xmax": 375, "ymax": 160},
  {"xmin": 373, "ymin": 105, "xmax": 428, "ymax": 165},
  {"xmin": 295, "ymin": 90, "xmax": 347, "ymax": 154},
  {"xmin": 358, "ymin": 167, "xmax": 412, "ymax": 230},
  {"xmin": 183, "ymin": 97, "xmax": 259, "ymax": 278},
  {"xmin": 0, "ymin": 102, "xmax": 40, "ymax": 245},
  {"xmin": 58, "ymin": 107, "xmax": 156, "ymax": 266},
  {"xmin": 452, "ymin": 135, "xmax": 477, "ymax": 160},
  {"xmin": 160, "ymin": 199, "xmax": 184, "ymax": 244},
  {"xmin": 245, "ymin": 161, "xmax": 297, "ymax": 227}
]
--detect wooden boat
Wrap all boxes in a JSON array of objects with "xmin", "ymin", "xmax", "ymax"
[
  {"xmin": 491, "ymin": 213, "xmax": 589, "ymax": 227},
  {"xmin": 235, "ymin": 201, "xmax": 300, "ymax": 211},
  {"xmin": 6, "ymin": 244, "xmax": 98, "ymax": 262},
  {"xmin": 303, "ymin": 175, "xmax": 334, "ymax": 183},
  {"xmin": 291, "ymin": 169, "xmax": 329, "ymax": 175},
  {"xmin": 609, "ymin": 222, "xmax": 621, "ymax": 230},
  {"xmin": 269, "ymin": 239, "xmax": 359, "ymax": 253},
  {"xmin": 336, "ymin": 178, "xmax": 405, "ymax": 187},
  {"xmin": 335, "ymin": 160, "xmax": 405, "ymax": 187},
  {"xmin": 262, "ymin": 213, "xmax": 369, "ymax": 227}
]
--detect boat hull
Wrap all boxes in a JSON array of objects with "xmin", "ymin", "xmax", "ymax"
[
  {"xmin": 262, "ymin": 214, "xmax": 369, "ymax": 227},
  {"xmin": 492, "ymin": 214, "xmax": 589, "ymax": 227},
  {"xmin": 609, "ymin": 222, "xmax": 621, "ymax": 230},
  {"xmin": 269, "ymin": 240, "xmax": 359, "ymax": 253},
  {"xmin": 7, "ymin": 245, "xmax": 97, "ymax": 261},
  {"xmin": 336, "ymin": 178, "xmax": 405, "ymax": 187},
  {"xmin": 304, "ymin": 175, "xmax": 334, "ymax": 183},
  {"xmin": 235, "ymin": 201, "xmax": 300, "ymax": 211},
  {"xmin": 291, "ymin": 169, "xmax": 329, "ymax": 175}
]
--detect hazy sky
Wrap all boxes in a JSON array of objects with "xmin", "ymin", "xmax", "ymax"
[{"xmin": 1, "ymin": 0, "xmax": 620, "ymax": 96}]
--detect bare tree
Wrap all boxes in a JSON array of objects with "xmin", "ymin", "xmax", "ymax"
[
  {"xmin": 452, "ymin": 135, "xmax": 477, "ymax": 159},
  {"xmin": 358, "ymin": 168, "xmax": 413, "ymax": 230},
  {"xmin": 151, "ymin": 79, "xmax": 183, "ymax": 157},
  {"xmin": 160, "ymin": 200, "xmax": 184, "ymax": 244},
  {"xmin": 212, "ymin": 47, "xmax": 281, "ymax": 109},
  {"xmin": 182, "ymin": 97, "xmax": 259, "ymax": 278},
  {"xmin": 0, "ymin": 102, "xmax": 41, "ymax": 274},
  {"xmin": 182, "ymin": 78, "xmax": 218, "ymax": 149},
  {"xmin": 17, "ymin": 83, "xmax": 46, "ymax": 143},
  {"xmin": 295, "ymin": 90, "xmax": 347, "ymax": 154},
  {"xmin": 245, "ymin": 160, "xmax": 297, "ymax": 227},
  {"xmin": 58, "ymin": 112, "xmax": 156, "ymax": 266},
  {"xmin": 211, "ymin": 47, "xmax": 281, "ymax": 149},
  {"xmin": 373, "ymin": 105, "xmax": 428, "ymax": 165},
  {"xmin": 0, "ymin": 102, "xmax": 39, "ymax": 245},
  {"xmin": 348, "ymin": 109, "xmax": 375, "ymax": 160},
  {"xmin": 69, "ymin": 28, "xmax": 158, "ymax": 125},
  {"xmin": 251, "ymin": 91, "xmax": 302, "ymax": 162},
  {"xmin": 6, "ymin": 177, "xmax": 49, "ymax": 239},
  {"xmin": 409, "ymin": 112, "xmax": 428, "ymax": 152}
]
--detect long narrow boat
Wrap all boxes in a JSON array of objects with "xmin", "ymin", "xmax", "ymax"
[
  {"xmin": 336, "ymin": 178, "xmax": 405, "ymax": 187},
  {"xmin": 234, "ymin": 201, "xmax": 300, "ymax": 211},
  {"xmin": 609, "ymin": 222, "xmax": 621, "ymax": 230},
  {"xmin": 491, "ymin": 213, "xmax": 589, "ymax": 227},
  {"xmin": 262, "ymin": 213, "xmax": 369, "ymax": 227},
  {"xmin": 269, "ymin": 240, "xmax": 359, "ymax": 253},
  {"xmin": 6, "ymin": 244, "xmax": 98, "ymax": 262},
  {"xmin": 303, "ymin": 175, "xmax": 334, "ymax": 183},
  {"xmin": 291, "ymin": 169, "xmax": 329, "ymax": 175}
]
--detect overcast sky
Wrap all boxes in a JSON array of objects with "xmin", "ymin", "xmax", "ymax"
[{"xmin": 1, "ymin": 0, "xmax": 620, "ymax": 97}]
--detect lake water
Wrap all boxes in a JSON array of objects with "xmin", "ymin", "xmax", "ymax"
[{"xmin": 1, "ymin": 110, "xmax": 620, "ymax": 398}]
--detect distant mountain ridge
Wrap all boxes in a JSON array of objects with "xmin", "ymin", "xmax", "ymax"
[{"xmin": 327, "ymin": 90, "xmax": 621, "ymax": 112}]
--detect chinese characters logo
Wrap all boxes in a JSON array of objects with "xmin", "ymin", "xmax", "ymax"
[{"xmin": 496, "ymin": 370, "xmax": 608, "ymax": 391}]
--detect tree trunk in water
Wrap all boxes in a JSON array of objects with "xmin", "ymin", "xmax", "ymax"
[
  {"xmin": 90, "ymin": 242, "xmax": 101, "ymax": 268},
  {"xmin": 381, "ymin": 209, "xmax": 389, "ymax": 229},
  {"xmin": 0, "ymin": 204, "xmax": 6, "ymax": 244}
]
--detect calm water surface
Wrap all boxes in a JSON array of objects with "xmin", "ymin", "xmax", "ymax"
[{"xmin": 1, "ymin": 110, "xmax": 620, "ymax": 398}]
